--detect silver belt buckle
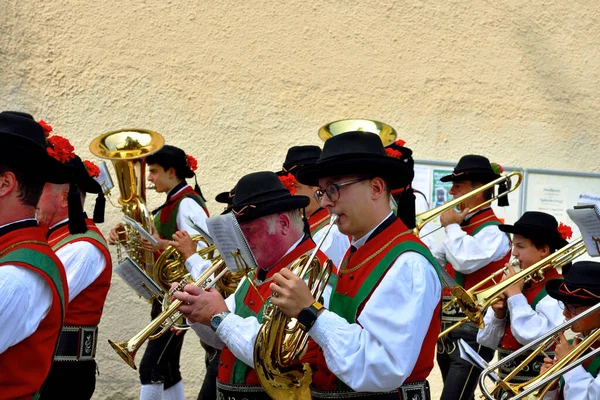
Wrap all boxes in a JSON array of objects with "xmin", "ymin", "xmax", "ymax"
[
  {"xmin": 78, "ymin": 326, "xmax": 98, "ymax": 361},
  {"xmin": 400, "ymin": 381, "xmax": 427, "ymax": 400}
]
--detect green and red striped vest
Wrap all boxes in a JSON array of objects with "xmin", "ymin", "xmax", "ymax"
[{"xmin": 154, "ymin": 185, "xmax": 208, "ymax": 240}]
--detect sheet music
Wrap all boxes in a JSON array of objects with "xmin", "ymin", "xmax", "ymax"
[
  {"xmin": 566, "ymin": 205, "xmax": 600, "ymax": 257},
  {"xmin": 458, "ymin": 339, "xmax": 499, "ymax": 382},
  {"xmin": 185, "ymin": 216, "xmax": 214, "ymax": 245},
  {"xmin": 123, "ymin": 215, "xmax": 158, "ymax": 246},
  {"xmin": 206, "ymin": 212, "xmax": 258, "ymax": 273},
  {"xmin": 96, "ymin": 161, "xmax": 114, "ymax": 194},
  {"xmin": 114, "ymin": 257, "xmax": 163, "ymax": 300}
]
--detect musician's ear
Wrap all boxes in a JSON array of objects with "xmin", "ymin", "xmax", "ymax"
[{"xmin": 0, "ymin": 171, "xmax": 17, "ymax": 198}]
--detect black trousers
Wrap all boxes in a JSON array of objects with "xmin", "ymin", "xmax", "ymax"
[
  {"xmin": 139, "ymin": 300, "xmax": 186, "ymax": 389},
  {"xmin": 437, "ymin": 322, "xmax": 495, "ymax": 400},
  {"xmin": 197, "ymin": 342, "xmax": 221, "ymax": 400},
  {"xmin": 38, "ymin": 360, "xmax": 97, "ymax": 400}
]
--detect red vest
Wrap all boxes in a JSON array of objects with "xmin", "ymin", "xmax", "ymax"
[
  {"xmin": 0, "ymin": 226, "xmax": 68, "ymax": 400},
  {"xmin": 312, "ymin": 218, "xmax": 442, "ymax": 391},
  {"xmin": 443, "ymin": 208, "xmax": 511, "ymax": 297},
  {"xmin": 48, "ymin": 219, "xmax": 112, "ymax": 326},
  {"xmin": 309, "ymin": 208, "xmax": 330, "ymax": 236},
  {"xmin": 499, "ymin": 268, "xmax": 561, "ymax": 350},
  {"xmin": 217, "ymin": 238, "xmax": 330, "ymax": 385}
]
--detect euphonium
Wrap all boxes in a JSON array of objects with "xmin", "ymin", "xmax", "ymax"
[
  {"xmin": 90, "ymin": 129, "xmax": 165, "ymax": 274},
  {"xmin": 254, "ymin": 215, "xmax": 338, "ymax": 400},
  {"xmin": 318, "ymin": 118, "xmax": 397, "ymax": 145},
  {"xmin": 108, "ymin": 257, "xmax": 229, "ymax": 369},
  {"xmin": 439, "ymin": 238, "xmax": 586, "ymax": 339},
  {"xmin": 479, "ymin": 301, "xmax": 600, "ymax": 399}
]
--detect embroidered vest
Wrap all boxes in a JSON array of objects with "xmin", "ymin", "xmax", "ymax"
[
  {"xmin": 217, "ymin": 238, "xmax": 330, "ymax": 386},
  {"xmin": 48, "ymin": 219, "xmax": 112, "ymax": 326},
  {"xmin": 154, "ymin": 186, "xmax": 208, "ymax": 240},
  {"xmin": 443, "ymin": 208, "xmax": 511, "ymax": 297},
  {"xmin": 0, "ymin": 226, "xmax": 67, "ymax": 400},
  {"xmin": 312, "ymin": 218, "xmax": 443, "ymax": 391},
  {"xmin": 309, "ymin": 208, "xmax": 330, "ymax": 236}
]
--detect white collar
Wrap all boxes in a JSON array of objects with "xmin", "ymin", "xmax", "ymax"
[
  {"xmin": 352, "ymin": 211, "xmax": 394, "ymax": 249},
  {"xmin": 0, "ymin": 217, "xmax": 37, "ymax": 230},
  {"xmin": 49, "ymin": 217, "xmax": 70, "ymax": 230}
]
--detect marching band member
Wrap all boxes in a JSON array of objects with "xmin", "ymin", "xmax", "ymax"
[
  {"xmin": 541, "ymin": 261, "xmax": 600, "ymax": 400},
  {"xmin": 0, "ymin": 112, "xmax": 69, "ymax": 399},
  {"xmin": 172, "ymin": 171, "xmax": 331, "ymax": 399},
  {"xmin": 109, "ymin": 145, "xmax": 210, "ymax": 400},
  {"xmin": 432, "ymin": 154, "xmax": 511, "ymax": 400},
  {"xmin": 272, "ymin": 130, "xmax": 443, "ymax": 399},
  {"xmin": 277, "ymin": 145, "xmax": 350, "ymax": 267},
  {"xmin": 476, "ymin": 212, "xmax": 570, "ymax": 398},
  {"xmin": 36, "ymin": 154, "xmax": 112, "ymax": 399}
]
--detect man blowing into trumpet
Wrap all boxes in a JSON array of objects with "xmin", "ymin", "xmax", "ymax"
[
  {"xmin": 476, "ymin": 212, "xmax": 571, "ymax": 398},
  {"xmin": 432, "ymin": 155, "xmax": 511, "ymax": 400},
  {"xmin": 540, "ymin": 261, "xmax": 600, "ymax": 400},
  {"xmin": 173, "ymin": 171, "xmax": 331, "ymax": 399},
  {"xmin": 270, "ymin": 129, "xmax": 443, "ymax": 399}
]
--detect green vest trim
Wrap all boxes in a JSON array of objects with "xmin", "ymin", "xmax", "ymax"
[
  {"xmin": 154, "ymin": 193, "xmax": 206, "ymax": 239},
  {"xmin": 0, "ymin": 248, "xmax": 65, "ymax": 313},
  {"xmin": 51, "ymin": 229, "xmax": 109, "ymax": 252}
]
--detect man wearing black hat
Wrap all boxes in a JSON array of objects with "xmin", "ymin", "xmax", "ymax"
[
  {"xmin": 0, "ymin": 111, "xmax": 69, "ymax": 399},
  {"xmin": 172, "ymin": 171, "xmax": 332, "ymax": 399},
  {"xmin": 476, "ymin": 212, "xmax": 572, "ymax": 397},
  {"xmin": 540, "ymin": 261, "xmax": 600, "ymax": 400},
  {"xmin": 110, "ymin": 144, "xmax": 210, "ymax": 400},
  {"xmin": 432, "ymin": 154, "xmax": 512, "ymax": 400},
  {"xmin": 35, "ymin": 155, "xmax": 112, "ymax": 399},
  {"xmin": 268, "ymin": 129, "xmax": 443, "ymax": 399},
  {"xmin": 277, "ymin": 145, "xmax": 350, "ymax": 268}
]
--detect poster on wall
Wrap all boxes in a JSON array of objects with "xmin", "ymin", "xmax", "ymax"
[{"xmin": 431, "ymin": 169, "xmax": 453, "ymax": 208}]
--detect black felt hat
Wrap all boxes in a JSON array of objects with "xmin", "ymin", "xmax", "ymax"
[
  {"xmin": 499, "ymin": 211, "xmax": 570, "ymax": 251},
  {"xmin": 0, "ymin": 111, "xmax": 69, "ymax": 184},
  {"xmin": 232, "ymin": 171, "xmax": 310, "ymax": 223},
  {"xmin": 440, "ymin": 155, "xmax": 500, "ymax": 183},
  {"xmin": 277, "ymin": 146, "xmax": 321, "ymax": 176},
  {"xmin": 215, "ymin": 188, "xmax": 235, "ymax": 205},
  {"xmin": 296, "ymin": 131, "xmax": 414, "ymax": 190},
  {"xmin": 546, "ymin": 261, "xmax": 600, "ymax": 306}
]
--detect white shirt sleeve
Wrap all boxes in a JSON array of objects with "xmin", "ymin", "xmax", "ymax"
[
  {"xmin": 442, "ymin": 224, "xmax": 510, "ymax": 274},
  {"xmin": 562, "ymin": 365, "xmax": 600, "ymax": 400},
  {"xmin": 176, "ymin": 197, "xmax": 209, "ymax": 236},
  {"xmin": 0, "ymin": 266, "xmax": 53, "ymax": 353},
  {"xmin": 309, "ymin": 251, "xmax": 442, "ymax": 392},
  {"xmin": 314, "ymin": 223, "xmax": 350, "ymax": 270},
  {"xmin": 506, "ymin": 294, "xmax": 564, "ymax": 346},
  {"xmin": 476, "ymin": 307, "xmax": 506, "ymax": 349},
  {"xmin": 56, "ymin": 242, "xmax": 106, "ymax": 302},
  {"xmin": 429, "ymin": 241, "xmax": 448, "ymax": 269}
]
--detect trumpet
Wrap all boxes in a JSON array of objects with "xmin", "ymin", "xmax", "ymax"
[
  {"xmin": 414, "ymin": 171, "xmax": 522, "ymax": 237},
  {"xmin": 479, "ymin": 301, "xmax": 600, "ymax": 399},
  {"xmin": 108, "ymin": 258, "xmax": 228, "ymax": 369},
  {"xmin": 438, "ymin": 238, "xmax": 586, "ymax": 339}
]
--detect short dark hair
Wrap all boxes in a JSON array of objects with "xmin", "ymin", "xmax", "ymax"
[
  {"xmin": 470, "ymin": 180, "xmax": 493, "ymax": 201},
  {"xmin": 146, "ymin": 145, "xmax": 193, "ymax": 181},
  {"xmin": 0, "ymin": 155, "xmax": 44, "ymax": 207}
]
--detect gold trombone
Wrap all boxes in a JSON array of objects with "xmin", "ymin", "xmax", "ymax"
[
  {"xmin": 438, "ymin": 238, "xmax": 586, "ymax": 340},
  {"xmin": 479, "ymin": 301, "xmax": 600, "ymax": 399}
]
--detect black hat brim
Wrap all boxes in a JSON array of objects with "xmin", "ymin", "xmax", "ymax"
[
  {"xmin": 235, "ymin": 195, "xmax": 310, "ymax": 223},
  {"xmin": 546, "ymin": 278, "xmax": 600, "ymax": 306},
  {"xmin": 498, "ymin": 224, "xmax": 569, "ymax": 249},
  {"xmin": 296, "ymin": 154, "xmax": 413, "ymax": 190},
  {"xmin": 440, "ymin": 172, "xmax": 500, "ymax": 183}
]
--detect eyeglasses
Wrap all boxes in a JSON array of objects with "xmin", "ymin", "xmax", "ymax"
[{"xmin": 314, "ymin": 178, "xmax": 369, "ymax": 206}]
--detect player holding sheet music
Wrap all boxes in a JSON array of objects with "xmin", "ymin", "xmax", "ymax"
[{"xmin": 109, "ymin": 145, "xmax": 209, "ymax": 400}]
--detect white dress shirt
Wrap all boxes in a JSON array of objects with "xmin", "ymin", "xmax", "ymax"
[
  {"xmin": 0, "ymin": 219, "xmax": 53, "ymax": 353},
  {"xmin": 542, "ymin": 366, "xmax": 600, "ymax": 400},
  {"xmin": 312, "ymin": 219, "xmax": 351, "ymax": 269},
  {"xmin": 477, "ymin": 293, "xmax": 564, "ymax": 348},
  {"xmin": 430, "ymin": 209, "xmax": 511, "ymax": 274}
]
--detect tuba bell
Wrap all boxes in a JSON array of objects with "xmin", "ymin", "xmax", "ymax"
[
  {"xmin": 90, "ymin": 129, "xmax": 164, "ymax": 274},
  {"xmin": 318, "ymin": 118, "xmax": 397, "ymax": 146}
]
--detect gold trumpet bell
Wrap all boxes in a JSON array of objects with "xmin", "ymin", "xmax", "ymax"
[
  {"xmin": 318, "ymin": 119, "xmax": 397, "ymax": 146},
  {"xmin": 108, "ymin": 339, "xmax": 138, "ymax": 370}
]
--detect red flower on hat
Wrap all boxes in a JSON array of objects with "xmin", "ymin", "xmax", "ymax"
[
  {"xmin": 186, "ymin": 154, "xmax": 198, "ymax": 172},
  {"xmin": 385, "ymin": 148, "xmax": 403, "ymax": 159},
  {"xmin": 393, "ymin": 139, "xmax": 406, "ymax": 147},
  {"xmin": 491, "ymin": 162, "xmax": 504, "ymax": 175},
  {"xmin": 38, "ymin": 120, "xmax": 53, "ymax": 138},
  {"xmin": 558, "ymin": 222, "xmax": 573, "ymax": 240},
  {"xmin": 47, "ymin": 135, "xmax": 75, "ymax": 164},
  {"xmin": 279, "ymin": 173, "xmax": 297, "ymax": 195},
  {"xmin": 84, "ymin": 160, "xmax": 101, "ymax": 178}
]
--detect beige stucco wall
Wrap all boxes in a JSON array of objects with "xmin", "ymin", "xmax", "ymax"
[{"xmin": 2, "ymin": 0, "xmax": 599, "ymax": 398}]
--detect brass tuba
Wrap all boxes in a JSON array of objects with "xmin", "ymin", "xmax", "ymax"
[
  {"xmin": 90, "ymin": 129, "xmax": 164, "ymax": 274},
  {"xmin": 318, "ymin": 118, "xmax": 397, "ymax": 145},
  {"xmin": 254, "ymin": 215, "xmax": 338, "ymax": 400}
]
